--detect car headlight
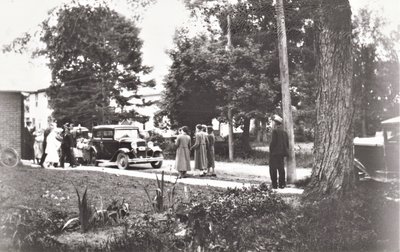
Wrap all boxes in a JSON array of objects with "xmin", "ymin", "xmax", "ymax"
[
  {"xmin": 131, "ymin": 142, "xmax": 137, "ymax": 149},
  {"xmin": 147, "ymin": 141, "xmax": 154, "ymax": 148}
]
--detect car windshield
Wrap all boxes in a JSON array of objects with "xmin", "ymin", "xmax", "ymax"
[{"xmin": 114, "ymin": 129, "xmax": 139, "ymax": 140}]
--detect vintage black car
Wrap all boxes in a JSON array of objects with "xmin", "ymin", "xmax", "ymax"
[
  {"xmin": 354, "ymin": 116, "xmax": 399, "ymax": 181},
  {"xmin": 89, "ymin": 125, "xmax": 163, "ymax": 169}
]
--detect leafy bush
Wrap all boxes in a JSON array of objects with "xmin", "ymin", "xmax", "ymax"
[
  {"xmin": 178, "ymin": 183, "xmax": 297, "ymax": 251},
  {"xmin": 0, "ymin": 206, "xmax": 63, "ymax": 251}
]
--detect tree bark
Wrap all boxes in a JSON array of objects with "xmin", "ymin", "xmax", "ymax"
[
  {"xmin": 304, "ymin": 0, "xmax": 355, "ymax": 198},
  {"xmin": 228, "ymin": 109, "xmax": 234, "ymax": 161},
  {"xmin": 242, "ymin": 117, "xmax": 251, "ymax": 152}
]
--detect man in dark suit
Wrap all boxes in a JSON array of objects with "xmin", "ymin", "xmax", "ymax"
[
  {"xmin": 269, "ymin": 115, "xmax": 289, "ymax": 189},
  {"xmin": 60, "ymin": 123, "xmax": 77, "ymax": 168}
]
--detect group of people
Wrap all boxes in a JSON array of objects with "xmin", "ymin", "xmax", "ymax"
[
  {"xmin": 174, "ymin": 124, "xmax": 215, "ymax": 178},
  {"xmin": 173, "ymin": 115, "xmax": 289, "ymax": 189},
  {"xmin": 23, "ymin": 121, "xmax": 78, "ymax": 168},
  {"xmin": 23, "ymin": 114, "xmax": 289, "ymax": 188}
]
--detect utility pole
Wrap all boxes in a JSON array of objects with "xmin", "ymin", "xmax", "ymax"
[
  {"xmin": 226, "ymin": 12, "xmax": 234, "ymax": 162},
  {"xmin": 275, "ymin": 0, "xmax": 297, "ymax": 183}
]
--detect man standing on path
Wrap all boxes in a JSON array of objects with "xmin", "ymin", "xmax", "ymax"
[{"xmin": 269, "ymin": 115, "xmax": 289, "ymax": 189}]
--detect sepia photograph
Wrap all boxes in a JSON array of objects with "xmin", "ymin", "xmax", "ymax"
[{"xmin": 0, "ymin": 0, "xmax": 399, "ymax": 251}]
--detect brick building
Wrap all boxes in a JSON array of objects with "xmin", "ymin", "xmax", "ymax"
[{"xmin": 0, "ymin": 91, "xmax": 24, "ymax": 157}]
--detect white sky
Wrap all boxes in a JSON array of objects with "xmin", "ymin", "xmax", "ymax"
[{"xmin": 0, "ymin": 0, "xmax": 399, "ymax": 92}]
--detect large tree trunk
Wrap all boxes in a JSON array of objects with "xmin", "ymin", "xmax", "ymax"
[
  {"xmin": 242, "ymin": 117, "xmax": 251, "ymax": 152},
  {"xmin": 304, "ymin": 0, "xmax": 355, "ymax": 198}
]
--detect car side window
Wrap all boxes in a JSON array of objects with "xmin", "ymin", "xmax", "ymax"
[
  {"xmin": 93, "ymin": 130, "xmax": 102, "ymax": 139},
  {"xmin": 102, "ymin": 130, "xmax": 114, "ymax": 139}
]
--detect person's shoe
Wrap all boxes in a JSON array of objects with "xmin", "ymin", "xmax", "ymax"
[
  {"xmin": 272, "ymin": 186, "xmax": 278, "ymax": 189},
  {"xmin": 199, "ymin": 173, "xmax": 206, "ymax": 177},
  {"xmin": 70, "ymin": 165, "xmax": 77, "ymax": 168},
  {"xmin": 279, "ymin": 186, "xmax": 285, "ymax": 189},
  {"xmin": 211, "ymin": 174, "xmax": 217, "ymax": 177}
]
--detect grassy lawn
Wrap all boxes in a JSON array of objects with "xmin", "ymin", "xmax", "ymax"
[
  {"xmin": 0, "ymin": 164, "xmax": 398, "ymax": 252},
  {"xmin": 0, "ymin": 165, "xmax": 216, "ymax": 216}
]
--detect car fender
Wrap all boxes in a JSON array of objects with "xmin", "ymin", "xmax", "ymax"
[
  {"xmin": 354, "ymin": 158, "xmax": 369, "ymax": 176},
  {"xmin": 89, "ymin": 146, "xmax": 97, "ymax": 154},
  {"xmin": 111, "ymin": 148, "xmax": 131, "ymax": 162}
]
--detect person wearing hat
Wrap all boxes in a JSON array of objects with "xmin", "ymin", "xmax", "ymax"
[
  {"xmin": 22, "ymin": 119, "xmax": 35, "ymax": 162},
  {"xmin": 59, "ymin": 123, "xmax": 77, "ymax": 168},
  {"xmin": 269, "ymin": 115, "xmax": 289, "ymax": 189}
]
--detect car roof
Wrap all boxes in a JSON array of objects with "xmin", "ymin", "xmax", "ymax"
[
  {"xmin": 71, "ymin": 126, "xmax": 89, "ymax": 132},
  {"xmin": 381, "ymin": 116, "xmax": 400, "ymax": 126},
  {"xmin": 93, "ymin": 125, "xmax": 139, "ymax": 130}
]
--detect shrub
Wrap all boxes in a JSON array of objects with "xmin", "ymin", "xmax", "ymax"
[
  {"xmin": 0, "ymin": 206, "xmax": 62, "ymax": 251},
  {"xmin": 179, "ymin": 183, "xmax": 297, "ymax": 251}
]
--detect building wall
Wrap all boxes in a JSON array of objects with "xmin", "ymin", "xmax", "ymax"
[
  {"xmin": 25, "ymin": 90, "xmax": 52, "ymax": 130},
  {"xmin": 0, "ymin": 92, "xmax": 23, "ymax": 156}
]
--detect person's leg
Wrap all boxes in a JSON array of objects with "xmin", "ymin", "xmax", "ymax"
[
  {"xmin": 269, "ymin": 156, "xmax": 278, "ymax": 189},
  {"xmin": 69, "ymin": 148, "xmax": 77, "ymax": 167},
  {"xmin": 60, "ymin": 149, "xmax": 66, "ymax": 168},
  {"xmin": 39, "ymin": 153, "xmax": 47, "ymax": 167},
  {"xmin": 278, "ymin": 156, "xmax": 286, "ymax": 188}
]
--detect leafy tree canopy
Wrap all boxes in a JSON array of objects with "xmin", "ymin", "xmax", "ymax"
[
  {"xmin": 38, "ymin": 2, "xmax": 152, "ymax": 127},
  {"xmin": 158, "ymin": 30, "xmax": 278, "ymax": 133}
]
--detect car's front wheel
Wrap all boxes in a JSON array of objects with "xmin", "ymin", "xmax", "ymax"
[
  {"xmin": 151, "ymin": 153, "xmax": 163, "ymax": 169},
  {"xmin": 117, "ymin": 152, "xmax": 129, "ymax": 170}
]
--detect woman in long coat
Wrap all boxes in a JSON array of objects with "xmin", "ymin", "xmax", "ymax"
[
  {"xmin": 191, "ymin": 124, "xmax": 208, "ymax": 175},
  {"xmin": 206, "ymin": 126, "xmax": 216, "ymax": 176},
  {"xmin": 44, "ymin": 123, "xmax": 61, "ymax": 168},
  {"xmin": 175, "ymin": 126, "xmax": 191, "ymax": 178}
]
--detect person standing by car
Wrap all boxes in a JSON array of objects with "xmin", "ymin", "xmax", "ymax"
[
  {"xmin": 206, "ymin": 125, "xmax": 216, "ymax": 177},
  {"xmin": 175, "ymin": 126, "xmax": 191, "ymax": 178},
  {"xmin": 60, "ymin": 123, "xmax": 77, "ymax": 168},
  {"xmin": 269, "ymin": 115, "xmax": 289, "ymax": 189},
  {"xmin": 191, "ymin": 124, "xmax": 208, "ymax": 176}
]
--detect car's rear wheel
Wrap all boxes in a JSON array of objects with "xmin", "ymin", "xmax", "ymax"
[
  {"xmin": 117, "ymin": 153, "xmax": 129, "ymax": 170},
  {"xmin": 151, "ymin": 153, "xmax": 163, "ymax": 169}
]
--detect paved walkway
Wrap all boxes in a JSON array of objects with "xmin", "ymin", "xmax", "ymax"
[{"xmin": 25, "ymin": 160, "xmax": 306, "ymax": 195}]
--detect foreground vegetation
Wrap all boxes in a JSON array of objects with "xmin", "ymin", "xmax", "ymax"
[{"xmin": 0, "ymin": 165, "xmax": 398, "ymax": 251}]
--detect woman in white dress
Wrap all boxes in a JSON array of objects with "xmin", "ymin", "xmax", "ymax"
[{"xmin": 44, "ymin": 123, "xmax": 61, "ymax": 168}]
